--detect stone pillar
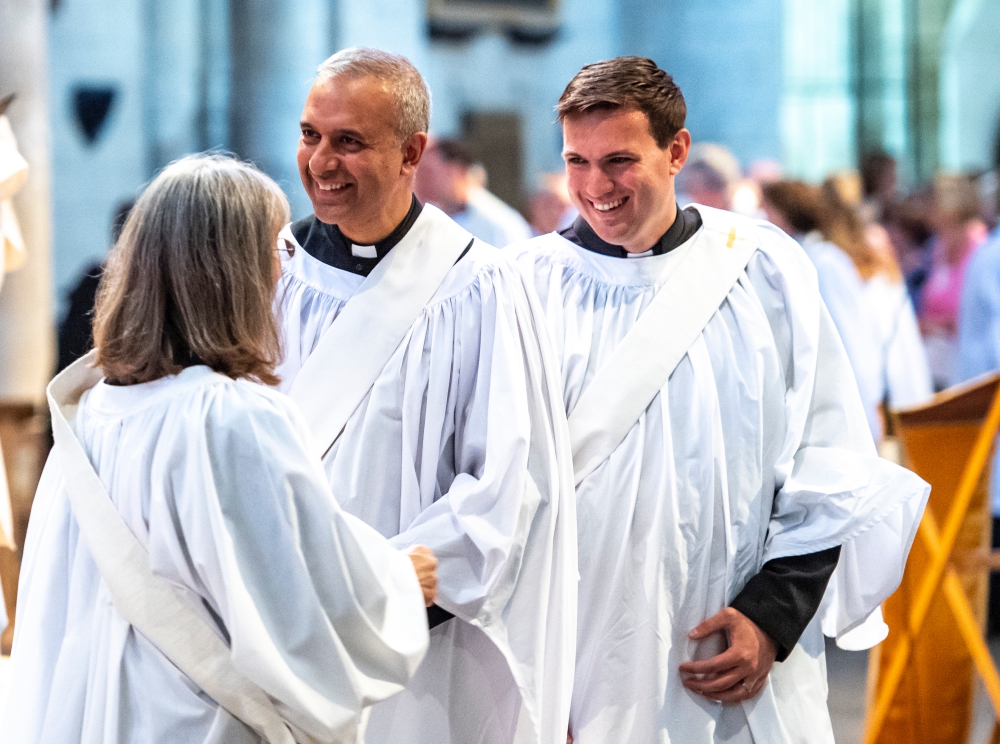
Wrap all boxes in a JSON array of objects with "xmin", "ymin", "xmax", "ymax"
[
  {"xmin": 229, "ymin": 0, "xmax": 333, "ymax": 218},
  {"xmin": 779, "ymin": 0, "xmax": 857, "ymax": 180},
  {"xmin": 145, "ymin": 0, "xmax": 231, "ymax": 171},
  {"xmin": 940, "ymin": 0, "xmax": 1000, "ymax": 172},
  {"xmin": 145, "ymin": 0, "xmax": 204, "ymax": 170}
]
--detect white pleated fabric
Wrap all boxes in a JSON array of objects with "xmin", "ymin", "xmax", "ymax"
[
  {"xmin": 2, "ymin": 367, "xmax": 429, "ymax": 744},
  {"xmin": 803, "ymin": 234, "xmax": 932, "ymax": 442},
  {"xmin": 275, "ymin": 211, "xmax": 576, "ymax": 744},
  {"xmin": 513, "ymin": 209, "xmax": 929, "ymax": 744}
]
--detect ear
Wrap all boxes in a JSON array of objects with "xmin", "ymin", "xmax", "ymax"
[
  {"xmin": 667, "ymin": 129, "xmax": 691, "ymax": 176},
  {"xmin": 400, "ymin": 132, "xmax": 429, "ymax": 175}
]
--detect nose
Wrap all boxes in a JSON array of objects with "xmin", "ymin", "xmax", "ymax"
[
  {"xmin": 309, "ymin": 138, "xmax": 341, "ymax": 179},
  {"xmin": 583, "ymin": 166, "xmax": 615, "ymax": 200}
]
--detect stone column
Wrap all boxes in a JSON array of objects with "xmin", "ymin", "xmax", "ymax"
[
  {"xmin": 229, "ymin": 0, "xmax": 333, "ymax": 218},
  {"xmin": 940, "ymin": 0, "xmax": 1000, "ymax": 172}
]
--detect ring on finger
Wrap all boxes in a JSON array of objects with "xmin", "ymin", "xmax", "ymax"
[{"xmin": 741, "ymin": 680, "xmax": 753, "ymax": 694}]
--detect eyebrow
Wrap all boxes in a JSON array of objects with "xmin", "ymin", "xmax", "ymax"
[
  {"xmin": 563, "ymin": 149, "xmax": 636, "ymax": 160},
  {"xmin": 299, "ymin": 122, "xmax": 366, "ymax": 140}
]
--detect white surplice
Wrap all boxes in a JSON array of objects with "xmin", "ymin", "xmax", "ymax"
[
  {"xmin": 2, "ymin": 366, "xmax": 429, "ymax": 744},
  {"xmin": 513, "ymin": 205, "xmax": 929, "ymax": 744},
  {"xmin": 802, "ymin": 234, "xmax": 932, "ymax": 442},
  {"xmin": 275, "ymin": 205, "xmax": 576, "ymax": 744}
]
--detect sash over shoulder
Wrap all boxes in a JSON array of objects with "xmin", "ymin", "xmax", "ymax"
[
  {"xmin": 567, "ymin": 206, "xmax": 760, "ymax": 484},
  {"xmin": 285, "ymin": 204, "xmax": 475, "ymax": 458}
]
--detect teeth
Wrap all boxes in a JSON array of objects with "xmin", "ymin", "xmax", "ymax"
[
  {"xmin": 593, "ymin": 198, "xmax": 624, "ymax": 212},
  {"xmin": 317, "ymin": 183, "xmax": 348, "ymax": 191}
]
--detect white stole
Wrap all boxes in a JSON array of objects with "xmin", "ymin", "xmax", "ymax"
[
  {"xmin": 47, "ymin": 353, "xmax": 295, "ymax": 744},
  {"xmin": 285, "ymin": 204, "xmax": 475, "ymax": 458},
  {"xmin": 567, "ymin": 206, "xmax": 759, "ymax": 483}
]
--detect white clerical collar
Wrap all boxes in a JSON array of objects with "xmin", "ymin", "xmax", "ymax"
[
  {"xmin": 351, "ymin": 243, "xmax": 378, "ymax": 259},
  {"xmin": 627, "ymin": 249, "xmax": 654, "ymax": 259}
]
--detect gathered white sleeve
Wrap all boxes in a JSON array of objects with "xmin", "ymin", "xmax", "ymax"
[
  {"xmin": 750, "ymin": 227, "xmax": 930, "ymax": 647},
  {"xmin": 150, "ymin": 387, "xmax": 429, "ymax": 741},
  {"xmin": 383, "ymin": 266, "xmax": 542, "ymax": 617}
]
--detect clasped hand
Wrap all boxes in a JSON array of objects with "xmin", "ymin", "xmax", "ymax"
[
  {"xmin": 679, "ymin": 607, "xmax": 777, "ymax": 704},
  {"xmin": 407, "ymin": 545, "xmax": 439, "ymax": 607}
]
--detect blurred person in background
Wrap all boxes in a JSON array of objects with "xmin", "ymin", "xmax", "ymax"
[
  {"xmin": 675, "ymin": 141, "xmax": 739, "ymax": 209},
  {"xmin": 954, "ymin": 170, "xmax": 1000, "ymax": 633},
  {"xmin": 919, "ymin": 174, "xmax": 990, "ymax": 388},
  {"xmin": 859, "ymin": 151, "xmax": 899, "ymax": 223},
  {"xmin": 0, "ymin": 95, "xmax": 28, "ymax": 637},
  {"xmin": 527, "ymin": 172, "xmax": 576, "ymax": 236},
  {"xmin": 55, "ymin": 198, "xmax": 134, "ymax": 373},
  {"xmin": 883, "ymin": 187, "xmax": 936, "ymax": 308},
  {"xmin": 414, "ymin": 137, "xmax": 531, "ymax": 247},
  {"xmin": 762, "ymin": 179, "xmax": 932, "ymax": 444},
  {"xmin": 467, "ymin": 162, "xmax": 533, "ymax": 243}
]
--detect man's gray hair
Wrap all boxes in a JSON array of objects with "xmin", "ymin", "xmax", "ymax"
[{"xmin": 316, "ymin": 47, "xmax": 430, "ymax": 142}]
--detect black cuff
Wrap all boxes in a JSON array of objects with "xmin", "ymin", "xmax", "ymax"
[
  {"xmin": 426, "ymin": 604, "xmax": 455, "ymax": 629},
  {"xmin": 729, "ymin": 546, "xmax": 841, "ymax": 662}
]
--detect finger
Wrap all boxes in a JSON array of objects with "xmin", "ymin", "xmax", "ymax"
[
  {"xmin": 679, "ymin": 647, "xmax": 744, "ymax": 676},
  {"xmin": 681, "ymin": 668, "xmax": 745, "ymax": 694},
  {"xmin": 703, "ymin": 685, "xmax": 753, "ymax": 704},
  {"xmin": 688, "ymin": 610, "xmax": 735, "ymax": 640},
  {"xmin": 684, "ymin": 678, "xmax": 750, "ymax": 704}
]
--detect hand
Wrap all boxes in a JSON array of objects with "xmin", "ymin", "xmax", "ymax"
[
  {"xmin": 678, "ymin": 607, "xmax": 777, "ymax": 704},
  {"xmin": 567, "ymin": 731, "xmax": 573, "ymax": 744},
  {"xmin": 407, "ymin": 546, "xmax": 438, "ymax": 607}
]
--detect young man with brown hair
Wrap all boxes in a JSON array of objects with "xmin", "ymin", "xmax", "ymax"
[{"xmin": 514, "ymin": 56, "xmax": 929, "ymax": 744}]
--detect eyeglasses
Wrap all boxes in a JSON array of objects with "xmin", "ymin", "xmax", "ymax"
[{"xmin": 276, "ymin": 237, "xmax": 296, "ymax": 258}]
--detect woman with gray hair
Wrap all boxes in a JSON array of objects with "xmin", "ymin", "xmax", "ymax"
[{"xmin": 2, "ymin": 154, "xmax": 436, "ymax": 744}]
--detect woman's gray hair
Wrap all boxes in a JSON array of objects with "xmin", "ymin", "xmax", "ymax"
[
  {"xmin": 94, "ymin": 153, "xmax": 290, "ymax": 385},
  {"xmin": 316, "ymin": 47, "xmax": 430, "ymax": 142}
]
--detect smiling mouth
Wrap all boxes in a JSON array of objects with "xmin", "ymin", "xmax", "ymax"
[
  {"xmin": 591, "ymin": 196, "xmax": 627, "ymax": 212},
  {"xmin": 316, "ymin": 182, "xmax": 350, "ymax": 192}
]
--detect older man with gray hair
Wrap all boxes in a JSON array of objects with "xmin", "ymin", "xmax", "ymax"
[{"xmin": 275, "ymin": 48, "xmax": 577, "ymax": 744}]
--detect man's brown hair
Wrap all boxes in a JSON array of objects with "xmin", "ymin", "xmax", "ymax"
[
  {"xmin": 557, "ymin": 56, "xmax": 686, "ymax": 148},
  {"xmin": 94, "ymin": 154, "xmax": 290, "ymax": 386}
]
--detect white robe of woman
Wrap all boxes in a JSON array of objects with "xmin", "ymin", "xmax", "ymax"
[
  {"xmin": 803, "ymin": 234, "xmax": 932, "ymax": 442},
  {"xmin": 275, "ymin": 222, "xmax": 576, "ymax": 744},
  {"xmin": 2, "ymin": 366, "xmax": 429, "ymax": 744},
  {"xmin": 513, "ymin": 208, "xmax": 929, "ymax": 744}
]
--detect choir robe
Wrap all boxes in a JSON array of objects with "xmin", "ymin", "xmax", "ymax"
[
  {"xmin": 513, "ymin": 205, "xmax": 930, "ymax": 744},
  {"xmin": 802, "ymin": 233, "xmax": 932, "ymax": 443},
  {"xmin": 275, "ymin": 204, "xmax": 576, "ymax": 744},
  {"xmin": 2, "ymin": 366, "xmax": 429, "ymax": 744}
]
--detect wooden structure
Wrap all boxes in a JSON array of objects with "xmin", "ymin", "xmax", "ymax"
[{"xmin": 864, "ymin": 373, "xmax": 1000, "ymax": 744}]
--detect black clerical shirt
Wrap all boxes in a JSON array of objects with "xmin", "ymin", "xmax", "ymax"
[
  {"xmin": 563, "ymin": 205, "xmax": 842, "ymax": 662},
  {"xmin": 291, "ymin": 195, "xmax": 424, "ymax": 276}
]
